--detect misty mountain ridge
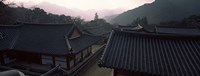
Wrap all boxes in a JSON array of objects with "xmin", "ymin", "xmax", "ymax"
[
  {"xmin": 18, "ymin": 1, "xmax": 125, "ymax": 21},
  {"xmin": 103, "ymin": 14, "xmax": 118, "ymax": 22},
  {"xmin": 111, "ymin": 0, "xmax": 200, "ymax": 25}
]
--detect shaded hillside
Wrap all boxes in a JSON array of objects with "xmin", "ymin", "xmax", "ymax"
[
  {"xmin": 103, "ymin": 14, "xmax": 118, "ymax": 22},
  {"xmin": 111, "ymin": 0, "xmax": 200, "ymax": 25}
]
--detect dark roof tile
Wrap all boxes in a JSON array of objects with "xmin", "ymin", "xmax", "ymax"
[
  {"xmin": 83, "ymin": 25, "xmax": 112, "ymax": 36},
  {"xmin": 99, "ymin": 30, "xmax": 200, "ymax": 76},
  {"xmin": 14, "ymin": 24, "xmax": 73, "ymax": 56},
  {"xmin": 1, "ymin": 23, "xmax": 102, "ymax": 56},
  {"xmin": 0, "ymin": 26, "xmax": 21, "ymax": 50},
  {"xmin": 70, "ymin": 34, "xmax": 102, "ymax": 54}
]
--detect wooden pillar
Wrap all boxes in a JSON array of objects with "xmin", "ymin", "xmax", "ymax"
[
  {"xmin": 87, "ymin": 46, "xmax": 91, "ymax": 56},
  {"xmin": 85, "ymin": 47, "xmax": 90, "ymax": 57},
  {"xmin": 0, "ymin": 54, "xmax": 5, "ymax": 65},
  {"xmin": 66, "ymin": 56, "xmax": 70, "ymax": 70},
  {"xmin": 114, "ymin": 70, "xmax": 117, "ymax": 76},
  {"xmin": 52, "ymin": 56, "xmax": 56, "ymax": 67},
  {"xmin": 73, "ymin": 54, "xmax": 76, "ymax": 67},
  {"xmin": 81, "ymin": 51, "xmax": 83, "ymax": 61},
  {"xmin": 90, "ymin": 46, "xmax": 92, "ymax": 53}
]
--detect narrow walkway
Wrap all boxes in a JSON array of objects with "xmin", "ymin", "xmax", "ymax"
[{"xmin": 82, "ymin": 62, "xmax": 112, "ymax": 76}]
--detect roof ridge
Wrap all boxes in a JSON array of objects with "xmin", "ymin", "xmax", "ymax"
[
  {"xmin": 113, "ymin": 30, "xmax": 200, "ymax": 38},
  {"xmin": 0, "ymin": 25, "xmax": 22, "ymax": 27},
  {"xmin": 16, "ymin": 22, "xmax": 74, "ymax": 26},
  {"xmin": 157, "ymin": 26, "xmax": 200, "ymax": 29}
]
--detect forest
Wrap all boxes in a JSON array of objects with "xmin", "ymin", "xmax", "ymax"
[
  {"xmin": 129, "ymin": 15, "xmax": 200, "ymax": 28},
  {"xmin": 0, "ymin": 0, "xmax": 84, "ymax": 25}
]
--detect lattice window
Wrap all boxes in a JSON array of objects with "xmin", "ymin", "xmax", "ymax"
[{"xmin": 0, "ymin": 33, "xmax": 4, "ymax": 39}]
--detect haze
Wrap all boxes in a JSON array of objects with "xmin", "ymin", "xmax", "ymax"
[{"xmin": 6, "ymin": 0, "xmax": 155, "ymax": 21}]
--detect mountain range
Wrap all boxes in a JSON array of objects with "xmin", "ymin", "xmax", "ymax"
[
  {"xmin": 111, "ymin": 0, "xmax": 200, "ymax": 25},
  {"xmin": 19, "ymin": 1, "xmax": 125, "ymax": 21}
]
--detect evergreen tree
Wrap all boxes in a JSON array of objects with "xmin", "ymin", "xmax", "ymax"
[
  {"xmin": 141, "ymin": 17, "xmax": 148, "ymax": 26},
  {"xmin": 94, "ymin": 13, "xmax": 98, "ymax": 20}
]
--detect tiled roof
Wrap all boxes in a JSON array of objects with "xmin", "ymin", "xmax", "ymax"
[
  {"xmin": 70, "ymin": 34, "xmax": 102, "ymax": 54},
  {"xmin": 99, "ymin": 30, "xmax": 200, "ymax": 76},
  {"xmin": 0, "ymin": 25, "xmax": 21, "ymax": 51},
  {"xmin": 118, "ymin": 24, "xmax": 143, "ymax": 31},
  {"xmin": 41, "ymin": 65, "xmax": 67, "ymax": 76},
  {"xmin": 156, "ymin": 27, "xmax": 200, "ymax": 35},
  {"xmin": 83, "ymin": 25, "xmax": 112, "ymax": 37},
  {"xmin": 0, "ymin": 23, "xmax": 102, "ymax": 56},
  {"xmin": 84, "ymin": 28, "xmax": 111, "ymax": 36},
  {"xmin": 117, "ymin": 24, "xmax": 156, "ymax": 33},
  {"xmin": 14, "ymin": 23, "xmax": 73, "ymax": 56}
]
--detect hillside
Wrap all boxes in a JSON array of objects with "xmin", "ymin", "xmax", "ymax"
[
  {"xmin": 103, "ymin": 14, "xmax": 118, "ymax": 22},
  {"xmin": 111, "ymin": 0, "xmax": 200, "ymax": 25},
  {"xmin": 31, "ymin": 2, "xmax": 125, "ymax": 21}
]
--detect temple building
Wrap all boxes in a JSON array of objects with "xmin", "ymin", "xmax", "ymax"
[{"xmin": 0, "ymin": 22, "xmax": 104, "ymax": 75}]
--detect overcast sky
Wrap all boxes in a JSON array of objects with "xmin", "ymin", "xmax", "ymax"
[{"xmin": 6, "ymin": 0, "xmax": 154, "ymax": 10}]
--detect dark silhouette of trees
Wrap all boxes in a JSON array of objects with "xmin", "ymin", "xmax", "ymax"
[
  {"xmin": 72, "ymin": 16, "xmax": 85, "ymax": 25},
  {"xmin": 140, "ymin": 17, "xmax": 148, "ymax": 26},
  {"xmin": 131, "ymin": 17, "xmax": 148, "ymax": 26},
  {"xmin": 0, "ymin": 0, "xmax": 15, "ymax": 24},
  {"xmin": 0, "ymin": 1, "xmax": 75, "ymax": 24},
  {"xmin": 159, "ymin": 14, "xmax": 200, "ymax": 27},
  {"xmin": 0, "ymin": 0, "xmax": 6, "ymax": 7}
]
